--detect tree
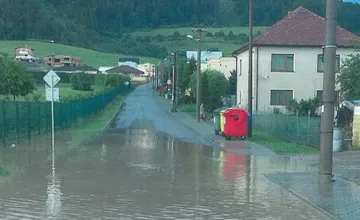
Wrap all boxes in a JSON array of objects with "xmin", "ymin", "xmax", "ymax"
[
  {"xmin": 0, "ymin": 55, "xmax": 36, "ymax": 100},
  {"xmin": 337, "ymin": 51, "xmax": 360, "ymax": 100},
  {"xmin": 188, "ymin": 70, "xmax": 229, "ymax": 111},
  {"xmin": 179, "ymin": 57, "xmax": 196, "ymax": 91},
  {"xmin": 228, "ymin": 69, "xmax": 237, "ymax": 95},
  {"xmin": 70, "ymin": 72, "xmax": 93, "ymax": 91}
]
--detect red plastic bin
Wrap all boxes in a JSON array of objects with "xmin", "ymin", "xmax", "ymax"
[{"xmin": 223, "ymin": 108, "xmax": 249, "ymax": 140}]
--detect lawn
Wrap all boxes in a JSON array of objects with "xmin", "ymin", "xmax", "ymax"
[
  {"xmin": 130, "ymin": 26, "xmax": 269, "ymax": 37},
  {"xmin": 0, "ymin": 83, "xmax": 107, "ymax": 102},
  {"xmin": 130, "ymin": 26, "xmax": 269, "ymax": 56},
  {"xmin": 0, "ymin": 40, "xmax": 160, "ymax": 67},
  {"xmin": 178, "ymin": 103, "xmax": 318, "ymax": 154},
  {"xmin": 249, "ymin": 130, "xmax": 318, "ymax": 155}
]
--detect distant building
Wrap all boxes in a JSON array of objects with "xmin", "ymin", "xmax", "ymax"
[
  {"xmin": 98, "ymin": 66, "xmax": 115, "ymax": 74},
  {"xmin": 186, "ymin": 51, "xmax": 223, "ymax": 62},
  {"xmin": 118, "ymin": 57, "xmax": 140, "ymax": 69},
  {"xmin": 53, "ymin": 65, "xmax": 98, "ymax": 74},
  {"xmin": 106, "ymin": 65, "xmax": 147, "ymax": 83},
  {"xmin": 138, "ymin": 63, "xmax": 155, "ymax": 76},
  {"xmin": 44, "ymin": 54, "xmax": 81, "ymax": 67},
  {"xmin": 15, "ymin": 45, "xmax": 37, "ymax": 62},
  {"xmin": 206, "ymin": 57, "xmax": 236, "ymax": 79}
]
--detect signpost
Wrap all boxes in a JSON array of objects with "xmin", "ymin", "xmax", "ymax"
[{"xmin": 43, "ymin": 70, "xmax": 61, "ymax": 162}]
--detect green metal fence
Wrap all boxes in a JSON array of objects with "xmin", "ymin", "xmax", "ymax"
[
  {"xmin": 253, "ymin": 111, "xmax": 321, "ymax": 147},
  {"xmin": 0, "ymin": 85, "xmax": 132, "ymax": 147}
]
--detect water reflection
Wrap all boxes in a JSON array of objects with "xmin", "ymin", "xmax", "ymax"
[
  {"xmin": 46, "ymin": 148, "xmax": 62, "ymax": 218},
  {"xmin": 0, "ymin": 125, "xmax": 327, "ymax": 219}
]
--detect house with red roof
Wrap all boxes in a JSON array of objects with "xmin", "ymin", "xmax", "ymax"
[{"xmin": 232, "ymin": 6, "xmax": 360, "ymax": 111}]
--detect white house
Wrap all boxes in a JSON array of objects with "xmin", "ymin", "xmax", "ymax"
[
  {"xmin": 186, "ymin": 51, "xmax": 223, "ymax": 72},
  {"xmin": 233, "ymin": 6, "xmax": 360, "ymax": 112},
  {"xmin": 207, "ymin": 57, "xmax": 236, "ymax": 79},
  {"xmin": 99, "ymin": 66, "xmax": 114, "ymax": 74},
  {"xmin": 118, "ymin": 57, "xmax": 139, "ymax": 69}
]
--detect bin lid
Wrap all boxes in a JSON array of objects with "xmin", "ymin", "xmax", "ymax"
[{"xmin": 223, "ymin": 108, "xmax": 248, "ymax": 116}]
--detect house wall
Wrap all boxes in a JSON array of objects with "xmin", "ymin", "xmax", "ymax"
[
  {"xmin": 138, "ymin": 63, "xmax": 155, "ymax": 76},
  {"xmin": 119, "ymin": 61, "xmax": 138, "ymax": 69},
  {"xmin": 207, "ymin": 57, "xmax": 236, "ymax": 79},
  {"xmin": 236, "ymin": 46, "xmax": 356, "ymax": 112}
]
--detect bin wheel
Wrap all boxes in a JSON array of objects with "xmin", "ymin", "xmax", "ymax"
[
  {"xmin": 215, "ymin": 130, "xmax": 219, "ymax": 135},
  {"xmin": 241, "ymin": 136, "xmax": 246, "ymax": 140},
  {"xmin": 225, "ymin": 135, "xmax": 231, "ymax": 140}
]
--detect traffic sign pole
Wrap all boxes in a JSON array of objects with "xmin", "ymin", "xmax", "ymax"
[
  {"xmin": 43, "ymin": 70, "xmax": 61, "ymax": 167},
  {"xmin": 51, "ymin": 74, "xmax": 55, "ymax": 168}
]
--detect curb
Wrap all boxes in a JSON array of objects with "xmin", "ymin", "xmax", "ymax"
[
  {"xmin": 286, "ymin": 187, "xmax": 339, "ymax": 220},
  {"xmin": 152, "ymin": 92, "xmax": 223, "ymax": 148},
  {"xmin": 265, "ymin": 176, "xmax": 339, "ymax": 220},
  {"xmin": 101, "ymin": 98, "xmax": 126, "ymax": 131}
]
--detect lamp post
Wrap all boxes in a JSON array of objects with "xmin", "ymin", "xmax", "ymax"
[{"xmin": 186, "ymin": 29, "xmax": 206, "ymax": 122}]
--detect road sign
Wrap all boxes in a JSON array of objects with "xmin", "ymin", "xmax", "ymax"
[
  {"xmin": 43, "ymin": 70, "xmax": 61, "ymax": 87},
  {"xmin": 46, "ymin": 88, "xmax": 59, "ymax": 101},
  {"xmin": 167, "ymin": 80, "xmax": 171, "ymax": 84},
  {"xmin": 124, "ymin": 81, "xmax": 129, "ymax": 85}
]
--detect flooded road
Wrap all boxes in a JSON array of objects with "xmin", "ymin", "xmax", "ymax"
[{"xmin": 0, "ymin": 85, "xmax": 331, "ymax": 219}]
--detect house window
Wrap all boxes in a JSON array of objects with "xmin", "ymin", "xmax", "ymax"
[
  {"xmin": 316, "ymin": 90, "xmax": 340, "ymax": 105},
  {"xmin": 317, "ymin": 54, "xmax": 340, "ymax": 72},
  {"xmin": 271, "ymin": 54, "xmax": 294, "ymax": 72},
  {"xmin": 270, "ymin": 90, "xmax": 293, "ymax": 105}
]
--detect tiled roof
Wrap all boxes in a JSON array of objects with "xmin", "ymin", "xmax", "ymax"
[
  {"xmin": 106, "ymin": 65, "xmax": 144, "ymax": 75},
  {"xmin": 233, "ymin": 6, "xmax": 360, "ymax": 54}
]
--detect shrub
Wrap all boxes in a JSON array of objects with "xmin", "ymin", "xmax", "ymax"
[{"xmin": 70, "ymin": 72, "xmax": 93, "ymax": 91}]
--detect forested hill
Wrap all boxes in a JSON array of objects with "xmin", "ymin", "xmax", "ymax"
[{"xmin": 0, "ymin": 0, "xmax": 359, "ymax": 57}]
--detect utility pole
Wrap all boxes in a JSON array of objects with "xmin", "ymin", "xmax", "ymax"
[
  {"xmin": 247, "ymin": 0, "xmax": 253, "ymax": 137},
  {"xmin": 319, "ymin": 0, "xmax": 337, "ymax": 184},
  {"xmin": 175, "ymin": 51, "xmax": 180, "ymax": 108},
  {"xmin": 193, "ymin": 28, "xmax": 206, "ymax": 122},
  {"xmin": 171, "ymin": 51, "xmax": 178, "ymax": 112},
  {"xmin": 159, "ymin": 61, "xmax": 164, "ymax": 96}
]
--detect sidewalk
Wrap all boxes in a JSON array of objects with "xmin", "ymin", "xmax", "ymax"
[
  {"xmin": 154, "ymin": 93, "xmax": 276, "ymax": 156},
  {"xmin": 154, "ymin": 91, "xmax": 360, "ymax": 220}
]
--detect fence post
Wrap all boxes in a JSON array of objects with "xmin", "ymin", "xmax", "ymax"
[
  {"xmin": 16, "ymin": 102, "xmax": 20, "ymax": 144},
  {"xmin": 27, "ymin": 102, "xmax": 31, "ymax": 140},
  {"xmin": 37, "ymin": 103, "xmax": 41, "ymax": 135},
  {"xmin": 296, "ymin": 110, "xmax": 299, "ymax": 142},
  {"xmin": 2, "ymin": 101, "xmax": 6, "ymax": 147}
]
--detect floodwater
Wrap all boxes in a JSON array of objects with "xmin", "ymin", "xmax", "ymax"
[{"xmin": 0, "ymin": 84, "xmax": 331, "ymax": 219}]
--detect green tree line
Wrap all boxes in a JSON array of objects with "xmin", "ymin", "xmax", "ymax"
[{"xmin": 0, "ymin": 0, "xmax": 359, "ymax": 58}]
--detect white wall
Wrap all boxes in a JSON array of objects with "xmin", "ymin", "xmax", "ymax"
[
  {"xmin": 236, "ymin": 46, "xmax": 356, "ymax": 112},
  {"xmin": 118, "ymin": 61, "xmax": 138, "ymax": 69},
  {"xmin": 207, "ymin": 57, "xmax": 236, "ymax": 79}
]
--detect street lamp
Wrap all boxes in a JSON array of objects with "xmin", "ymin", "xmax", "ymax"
[{"xmin": 186, "ymin": 29, "xmax": 206, "ymax": 122}]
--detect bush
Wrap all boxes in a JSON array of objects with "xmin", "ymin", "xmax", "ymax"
[
  {"xmin": 70, "ymin": 72, "xmax": 93, "ymax": 91},
  {"xmin": 188, "ymin": 70, "xmax": 229, "ymax": 111},
  {"xmin": 286, "ymin": 97, "xmax": 320, "ymax": 116},
  {"xmin": 104, "ymin": 74, "xmax": 130, "ymax": 87}
]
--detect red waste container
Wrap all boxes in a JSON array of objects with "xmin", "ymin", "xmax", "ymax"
[{"xmin": 223, "ymin": 108, "xmax": 249, "ymax": 140}]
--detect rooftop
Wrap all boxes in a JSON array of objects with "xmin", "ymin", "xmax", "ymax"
[
  {"xmin": 233, "ymin": 6, "xmax": 360, "ymax": 54},
  {"xmin": 106, "ymin": 65, "xmax": 144, "ymax": 75}
]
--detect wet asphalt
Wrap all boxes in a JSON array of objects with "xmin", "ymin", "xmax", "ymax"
[{"xmin": 0, "ymin": 84, "xmax": 333, "ymax": 219}]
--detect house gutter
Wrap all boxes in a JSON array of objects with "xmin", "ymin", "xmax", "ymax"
[
  {"xmin": 256, "ymin": 47, "xmax": 259, "ymax": 112},
  {"xmin": 231, "ymin": 54, "xmax": 238, "ymax": 104}
]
